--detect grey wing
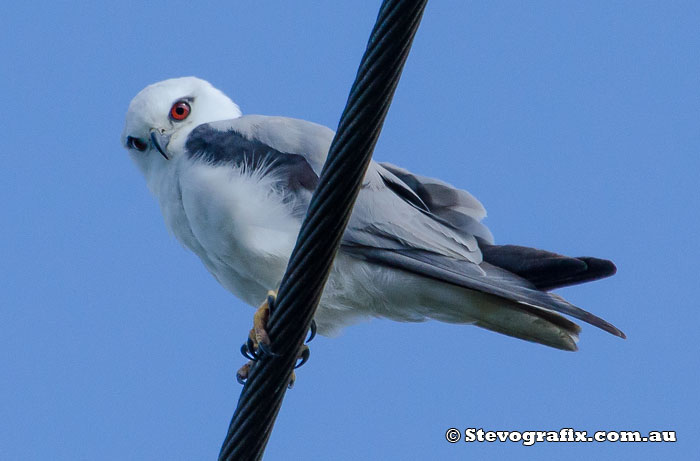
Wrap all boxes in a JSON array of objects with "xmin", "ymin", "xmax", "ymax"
[
  {"xmin": 342, "ymin": 163, "xmax": 625, "ymax": 338},
  {"xmin": 184, "ymin": 117, "xmax": 623, "ymax": 338},
  {"xmin": 379, "ymin": 162, "xmax": 494, "ymax": 243},
  {"xmin": 343, "ymin": 163, "xmax": 484, "ymax": 264},
  {"xmin": 376, "ymin": 162, "xmax": 617, "ymax": 291}
]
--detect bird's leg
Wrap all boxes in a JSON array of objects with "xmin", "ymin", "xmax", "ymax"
[
  {"xmin": 251, "ymin": 290, "xmax": 274, "ymax": 356},
  {"xmin": 236, "ymin": 291, "xmax": 275, "ymax": 384},
  {"xmin": 236, "ymin": 290, "xmax": 317, "ymax": 388}
]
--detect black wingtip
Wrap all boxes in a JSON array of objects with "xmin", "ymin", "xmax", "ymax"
[
  {"xmin": 480, "ymin": 244, "xmax": 618, "ymax": 291},
  {"xmin": 577, "ymin": 257, "xmax": 617, "ymax": 280}
]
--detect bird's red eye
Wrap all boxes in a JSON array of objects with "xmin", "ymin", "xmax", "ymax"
[{"xmin": 170, "ymin": 100, "xmax": 191, "ymax": 121}]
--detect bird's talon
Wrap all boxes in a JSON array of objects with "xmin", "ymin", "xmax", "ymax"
[
  {"xmin": 240, "ymin": 342, "xmax": 257, "ymax": 361},
  {"xmin": 306, "ymin": 320, "xmax": 317, "ymax": 343},
  {"xmin": 246, "ymin": 336, "xmax": 258, "ymax": 358},
  {"xmin": 295, "ymin": 345, "xmax": 310, "ymax": 369},
  {"xmin": 236, "ymin": 290, "xmax": 275, "ymax": 383},
  {"xmin": 236, "ymin": 361, "xmax": 252, "ymax": 385},
  {"xmin": 290, "ymin": 342, "xmax": 312, "ymax": 389},
  {"xmin": 236, "ymin": 290, "xmax": 311, "ymax": 388}
]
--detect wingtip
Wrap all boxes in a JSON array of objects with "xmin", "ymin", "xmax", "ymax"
[
  {"xmin": 598, "ymin": 319, "xmax": 626, "ymax": 339},
  {"xmin": 578, "ymin": 257, "xmax": 617, "ymax": 279},
  {"xmin": 604, "ymin": 323, "xmax": 626, "ymax": 340}
]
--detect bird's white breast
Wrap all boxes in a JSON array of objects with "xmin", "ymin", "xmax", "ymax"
[{"xmin": 146, "ymin": 156, "xmax": 301, "ymax": 307}]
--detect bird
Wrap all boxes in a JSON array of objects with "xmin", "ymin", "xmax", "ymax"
[{"xmin": 122, "ymin": 76, "xmax": 624, "ymax": 354}]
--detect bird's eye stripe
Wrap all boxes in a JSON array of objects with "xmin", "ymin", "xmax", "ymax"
[{"xmin": 127, "ymin": 136, "xmax": 148, "ymax": 151}]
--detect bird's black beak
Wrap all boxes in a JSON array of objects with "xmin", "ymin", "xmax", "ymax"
[{"xmin": 150, "ymin": 131, "xmax": 171, "ymax": 160}]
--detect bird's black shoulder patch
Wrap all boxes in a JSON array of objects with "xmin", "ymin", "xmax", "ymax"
[{"xmin": 185, "ymin": 123, "xmax": 319, "ymax": 192}]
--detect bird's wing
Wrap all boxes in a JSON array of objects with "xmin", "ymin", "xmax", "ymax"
[
  {"xmin": 344, "ymin": 163, "xmax": 485, "ymax": 264},
  {"xmin": 378, "ymin": 163, "xmax": 617, "ymax": 291},
  {"xmin": 342, "ymin": 163, "xmax": 625, "ymax": 338},
  {"xmin": 478, "ymin": 241, "xmax": 617, "ymax": 291},
  {"xmin": 378, "ymin": 162, "xmax": 494, "ymax": 243},
  {"xmin": 184, "ymin": 116, "xmax": 623, "ymax": 338},
  {"xmin": 183, "ymin": 114, "xmax": 485, "ymax": 264}
]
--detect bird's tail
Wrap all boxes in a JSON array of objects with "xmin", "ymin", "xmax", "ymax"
[{"xmin": 463, "ymin": 293, "xmax": 582, "ymax": 351}]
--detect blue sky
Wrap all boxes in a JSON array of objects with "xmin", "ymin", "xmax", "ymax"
[{"xmin": 2, "ymin": 1, "xmax": 698, "ymax": 459}]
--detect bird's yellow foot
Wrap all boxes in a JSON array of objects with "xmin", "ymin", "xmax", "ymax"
[{"xmin": 236, "ymin": 290, "xmax": 316, "ymax": 389}]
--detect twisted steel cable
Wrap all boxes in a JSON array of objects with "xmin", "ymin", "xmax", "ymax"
[{"xmin": 219, "ymin": 1, "xmax": 428, "ymax": 459}]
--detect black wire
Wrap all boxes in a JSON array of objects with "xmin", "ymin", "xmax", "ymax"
[{"xmin": 218, "ymin": 1, "xmax": 428, "ymax": 459}]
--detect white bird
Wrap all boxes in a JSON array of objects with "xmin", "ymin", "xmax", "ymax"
[{"xmin": 122, "ymin": 76, "xmax": 624, "ymax": 352}]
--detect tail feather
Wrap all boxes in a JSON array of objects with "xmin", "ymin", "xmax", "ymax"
[{"xmin": 468, "ymin": 295, "xmax": 581, "ymax": 351}]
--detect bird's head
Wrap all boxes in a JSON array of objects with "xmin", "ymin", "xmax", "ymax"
[{"xmin": 122, "ymin": 77, "xmax": 242, "ymax": 174}]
